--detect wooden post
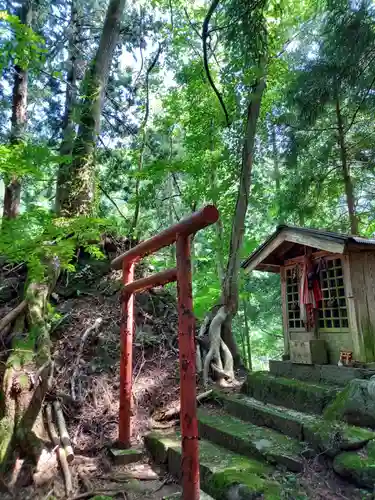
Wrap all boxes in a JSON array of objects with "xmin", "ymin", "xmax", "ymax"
[
  {"xmin": 119, "ymin": 260, "xmax": 135, "ymax": 447},
  {"xmin": 112, "ymin": 205, "xmax": 219, "ymax": 500},
  {"xmin": 176, "ymin": 235, "xmax": 200, "ymax": 500}
]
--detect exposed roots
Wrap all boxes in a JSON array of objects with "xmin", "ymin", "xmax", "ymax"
[{"xmin": 199, "ymin": 306, "xmax": 235, "ymax": 386}]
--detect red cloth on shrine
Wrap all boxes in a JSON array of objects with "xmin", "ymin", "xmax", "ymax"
[{"xmin": 300, "ymin": 256, "xmax": 322, "ymax": 330}]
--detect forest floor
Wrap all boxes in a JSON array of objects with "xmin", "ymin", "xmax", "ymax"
[{"xmin": 0, "ymin": 257, "xmax": 372, "ymax": 499}]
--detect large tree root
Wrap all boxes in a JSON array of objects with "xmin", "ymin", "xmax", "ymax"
[{"xmin": 198, "ymin": 306, "xmax": 235, "ymax": 387}]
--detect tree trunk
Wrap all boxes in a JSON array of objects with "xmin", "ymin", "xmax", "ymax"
[
  {"xmin": 2, "ymin": 0, "xmax": 32, "ymax": 221},
  {"xmin": 0, "ymin": 264, "xmax": 59, "ymax": 474},
  {"xmin": 209, "ymin": 120, "xmax": 225, "ymax": 285},
  {"xmin": 55, "ymin": 0, "xmax": 79, "ymax": 214},
  {"xmin": 58, "ymin": 0, "xmax": 126, "ymax": 217},
  {"xmin": 335, "ymin": 94, "xmax": 358, "ymax": 234},
  {"xmin": 271, "ymin": 120, "xmax": 282, "ymax": 224},
  {"xmin": 130, "ymin": 45, "xmax": 161, "ymax": 235},
  {"xmin": 167, "ymin": 174, "xmax": 176, "ymax": 262},
  {"xmin": 242, "ymin": 298, "xmax": 252, "ymax": 371},
  {"xmin": 221, "ymin": 77, "xmax": 266, "ymax": 367},
  {"xmin": 215, "ymin": 216, "xmax": 225, "ymax": 286}
]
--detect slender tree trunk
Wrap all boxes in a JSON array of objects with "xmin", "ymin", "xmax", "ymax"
[
  {"xmin": 58, "ymin": 0, "xmax": 126, "ymax": 217},
  {"xmin": 2, "ymin": 0, "xmax": 32, "ymax": 221},
  {"xmin": 271, "ymin": 120, "xmax": 282, "ymax": 224},
  {"xmin": 215, "ymin": 217, "xmax": 225, "ymax": 285},
  {"xmin": 209, "ymin": 119, "xmax": 225, "ymax": 285},
  {"xmin": 167, "ymin": 132, "xmax": 176, "ymax": 262},
  {"xmin": 335, "ymin": 94, "xmax": 358, "ymax": 234},
  {"xmin": 242, "ymin": 298, "xmax": 252, "ymax": 371},
  {"xmin": 130, "ymin": 45, "xmax": 161, "ymax": 234},
  {"xmin": 211, "ymin": 167, "xmax": 225, "ymax": 285},
  {"xmin": 55, "ymin": 0, "xmax": 79, "ymax": 214},
  {"xmin": 221, "ymin": 76, "xmax": 266, "ymax": 367}
]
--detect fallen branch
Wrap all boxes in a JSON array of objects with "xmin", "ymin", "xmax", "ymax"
[
  {"xmin": 154, "ymin": 389, "xmax": 213, "ymax": 421},
  {"xmin": 72, "ymin": 490, "xmax": 127, "ymax": 500},
  {"xmin": 0, "ymin": 300, "xmax": 27, "ymax": 332},
  {"xmin": 100, "ymin": 469, "xmax": 159, "ymax": 481},
  {"xmin": 53, "ymin": 400, "xmax": 74, "ymax": 463},
  {"xmin": 45, "ymin": 404, "xmax": 73, "ymax": 496},
  {"xmin": 71, "ymin": 317, "xmax": 102, "ymax": 401}
]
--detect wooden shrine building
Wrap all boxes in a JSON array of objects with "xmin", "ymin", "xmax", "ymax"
[{"xmin": 241, "ymin": 225, "xmax": 375, "ymax": 365}]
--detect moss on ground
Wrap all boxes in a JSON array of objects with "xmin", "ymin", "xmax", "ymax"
[{"xmin": 208, "ymin": 468, "xmax": 281, "ymax": 499}]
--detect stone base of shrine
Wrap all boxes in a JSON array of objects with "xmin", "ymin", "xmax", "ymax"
[{"xmin": 269, "ymin": 359, "xmax": 375, "ymax": 386}]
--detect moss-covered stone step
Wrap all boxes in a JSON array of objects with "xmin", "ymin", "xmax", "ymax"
[
  {"xmin": 242, "ymin": 371, "xmax": 340, "ymax": 414},
  {"xmin": 213, "ymin": 390, "xmax": 311, "ymax": 440},
  {"xmin": 197, "ymin": 408, "xmax": 306, "ymax": 472},
  {"xmin": 144, "ymin": 431, "xmax": 282, "ymax": 499},
  {"xmin": 213, "ymin": 391, "xmax": 375, "ymax": 457},
  {"xmin": 333, "ymin": 440, "xmax": 375, "ymax": 488}
]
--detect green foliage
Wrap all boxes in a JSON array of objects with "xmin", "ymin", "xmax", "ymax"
[
  {"xmin": 2, "ymin": 0, "xmax": 375, "ymax": 369},
  {"xmin": 0, "ymin": 11, "xmax": 46, "ymax": 71},
  {"xmin": 0, "ymin": 142, "xmax": 57, "ymax": 178},
  {"xmin": 0, "ymin": 209, "xmax": 121, "ymax": 282}
]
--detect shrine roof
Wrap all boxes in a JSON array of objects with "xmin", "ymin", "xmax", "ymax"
[{"xmin": 241, "ymin": 225, "xmax": 375, "ymax": 273}]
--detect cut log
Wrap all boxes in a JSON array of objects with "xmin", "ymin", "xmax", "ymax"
[
  {"xmin": 45, "ymin": 404, "xmax": 73, "ymax": 495},
  {"xmin": 53, "ymin": 400, "xmax": 74, "ymax": 463}
]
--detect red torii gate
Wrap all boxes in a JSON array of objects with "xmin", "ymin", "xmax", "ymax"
[{"xmin": 111, "ymin": 205, "xmax": 219, "ymax": 500}]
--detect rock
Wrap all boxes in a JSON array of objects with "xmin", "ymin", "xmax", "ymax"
[
  {"xmin": 304, "ymin": 419, "xmax": 375, "ymax": 457},
  {"xmin": 333, "ymin": 440, "xmax": 375, "ymax": 488},
  {"xmin": 324, "ymin": 379, "xmax": 375, "ymax": 428}
]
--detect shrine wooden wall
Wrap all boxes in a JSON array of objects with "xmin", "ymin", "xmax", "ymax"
[{"xmin": 348, "ymin": 251, "xmax": 375, "ymax": 362}]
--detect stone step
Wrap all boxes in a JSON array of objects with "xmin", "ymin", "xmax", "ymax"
[
  {"xmin": 242, "ymin": 371, "xmax": 340, "ymax": 414},
  {"xmin": 197, "ymin": 407, "xmax": 307, "ymax": 472},
  {"xmin": 269, "ymin": 360, "xmax": 375, "ymax": 386},
  {"xmin": 144, "ymin": 430, "xmax": 283, "ymax": 499},
  {"xmin": 214, "ymin": 390, "xmax": 375, "ymax": 457}
]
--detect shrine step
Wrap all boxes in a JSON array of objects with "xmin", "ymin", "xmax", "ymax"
[
  {"xmin": 242, "ymin": 371, "xmax": 340, "ymax": 414},
  {"xmin": 269, "ymin": 360, "xmax": 375, "ymax": 386},
  {"xmin": 145, "ymin": 430, "xmax": 283, "ymax": 499},
  {"xmin": 212, "ymin": 390, "xmax": 375, "ymax": 457},
  {"xmin": 197, "ymin": 407, "xmax": 306, "ymax": 472}
]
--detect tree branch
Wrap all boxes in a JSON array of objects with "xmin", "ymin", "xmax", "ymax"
[
  {"xmin": 96, "ymin": 137, "xmax": 128, "ymax": 222},
  {"xmin": 345, "ymin": 74, "xmax": 375, "ymax": 135},
  {"xmin": 202, "ymin": 0, "xmax": 230, "ymax": 127}
]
